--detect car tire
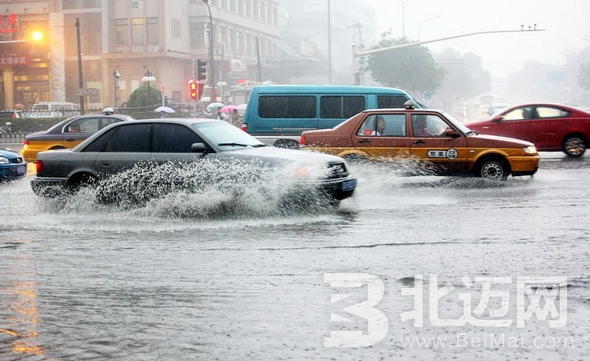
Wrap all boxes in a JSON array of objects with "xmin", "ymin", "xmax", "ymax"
[
  {"xmin": 342, "ymin": 154, "xmax": 366, "ymax": 164},
  {"xmin": 562, "ymin": 135, "xmax": 586, "ymax": 158},
  {"xmin": 274, "ymin": 139, "xmax": 299, "ymax": 149},
  {"xmin": 67, "ymin": 173, "xmax": 98, "ymax": 193},
  {"xmin": 477, "ymin": 157, "xmax": 509, "ymax": 181}
]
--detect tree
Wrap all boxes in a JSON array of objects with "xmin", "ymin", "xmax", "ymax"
[
  {"xmin": 127, "ymin": 84, "xmax": 162, "ymax": 109},
  {"xmin": 365, "ymin": 37, "xmax": 443, "ymax": 95}
]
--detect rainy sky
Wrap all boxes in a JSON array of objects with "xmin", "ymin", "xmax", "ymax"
[{"xmin": 364, "ymin": 0, "xmax": 590, "ymax": 78}]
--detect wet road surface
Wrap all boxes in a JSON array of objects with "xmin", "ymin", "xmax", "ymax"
[{"xmin": 1, "ymin": 153, "xmax": 589, "ymax": 360}]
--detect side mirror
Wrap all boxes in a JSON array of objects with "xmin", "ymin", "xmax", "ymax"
[
  {"xmin": 444, "ymin": 129, "xmax": 460, "ymax": 138},
  {"xmin": 492, "ymin": 115, "xmax": 503, "ymax": 122},
  {"xmin": 191, "ymin": 142, "xmax": 211, "ymax": 153}
]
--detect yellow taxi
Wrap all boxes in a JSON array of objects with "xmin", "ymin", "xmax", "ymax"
[
  {"xmin": 21, "ymin": 113, "xmax": 133, "ymax": 162},
  {"xmin": 300, "ymin": 101, "xmax": 539, "ymax": 180}
]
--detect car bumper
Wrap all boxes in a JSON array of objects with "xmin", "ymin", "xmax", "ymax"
[
  {"xmin": 0, "ymin": 163, "xmax": 27, "ymax": 181},
  {"xmin": 31, "ymin": 177, "xmax": 69, "ymax": 197},
  {"xmin": 509, "ymin": 155, "xmax": 540, "ymax": 176},
  {"xmin": 317, "ymin": 176, "xmax": 357, "ymax": 201}
]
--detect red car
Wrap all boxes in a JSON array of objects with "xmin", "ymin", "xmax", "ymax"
[{"xmin": 465, "ymin": 103, "xmax": 590, "ymax": 157}]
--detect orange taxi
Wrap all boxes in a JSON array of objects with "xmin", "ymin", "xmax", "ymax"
[{"xmin": 300, "ymin": 101, "xmax": 540, "ymax": 180}]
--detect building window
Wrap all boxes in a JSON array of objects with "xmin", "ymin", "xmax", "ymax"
[
  {"xmin": 190, "ymin": 22, "xmax": 206, "ymax": 47},
  {"xmin": 131, "ymin": 18, "xmax": 145, "ymax": 44},
  {"xmin": 172, "ymin": 19, "xmax": 181, "ymax": 38},
  {"xmin": 116, "ymin": 19, "xmax": 129, "ymax": 45},
  {"xmin": 147, "ymin": 17, "xmax": 158, "ymax": 44}
]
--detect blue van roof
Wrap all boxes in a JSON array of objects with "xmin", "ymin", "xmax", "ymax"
[{"xmin": 250, "ymin": 84, "xmax": 408, "ymax": 95}]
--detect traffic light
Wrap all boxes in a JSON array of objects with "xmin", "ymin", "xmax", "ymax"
[
  {"xmin": 189, "ymin": 80, "xmax": 198, "ymax": 100},
  {"xmin": 197, "ymin": 59, "xmax": 207, "ymax": 81}
]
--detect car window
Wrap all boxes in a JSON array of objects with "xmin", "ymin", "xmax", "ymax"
[
  {"xmin": 536, "ymin": 106, "xmax": 570, "ymax": 118},
  {"xmin": 320, "ymin": 96, "xmax": 365, "ymax": 118},
  {"xmin": 103, "ymin": 124, "xmax": 151, "ymax": 152},
  {"xmin": 152, "ymin": 124, "xmax": 203, "ymax": 152},
  {"xmin": 411, "ymin": 114, "xmax": 449, "ymax": 137},
  {"xmin": 377, "ymin": 95, "xmax": 411, "ymax": 108},
  {"xmin": 357, "ymin": 114, "xmax": 406, "ymax": 136},
  {"xmin": 502, "ymin": 106, "xmax": 538, "ymax": 121},
  {"xmin": 101, "ymin": 117, "xmax": 124, "ymax": 129}
]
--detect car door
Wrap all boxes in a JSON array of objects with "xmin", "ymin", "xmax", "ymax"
[
  {"xmin": 150, "ymin": 123, "xmax": 207, "ymax": 162},
  {"xmin": 89, "ymin": 123, "xmax": 154, "ymax": 177},
  {"xmin": 488, "ymin": 106, "xmax": 536, "ymax": 143},
  {"xmin": 351, "ymin": 113, "xmax": 411, "ymax": 159},
  {"xmin": 409, "ymin": 113, "xmax": 469, "ymax": 173},
  {"xmin": 529, "ymin": 105, "xmax": 572, "ymax": 149}
]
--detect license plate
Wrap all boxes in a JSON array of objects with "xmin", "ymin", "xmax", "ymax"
[
  {"xmin": 16, "ymin": 165, "xmax": 26, "ymax": 175},
  {"xmin": 341, "ymin": 179, "xmax": 356, "ymax": 191}
]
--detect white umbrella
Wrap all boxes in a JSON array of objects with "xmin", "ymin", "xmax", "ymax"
[
  {"xmin": 154, "ymin": 106, "xmax": 175, "ymax": 113},
  {"xmin": 206, "ymin": 102, "xmax": 225, "ymax": 110}
]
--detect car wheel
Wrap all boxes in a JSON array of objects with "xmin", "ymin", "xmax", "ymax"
[
  {"xmin": 274, "ymin": 139, "xmax": 299, "ymax": 149},
  {"xmin": 67, "ymin": 173, "xmax": 98, "ymax": 193},
  {"xmin": 562, "ymin": 135, "xmax": 586, "ymax": 158},
  {"xmin": 342, "ymin": 154, "xmax": 366, "ymax": 164},
  {"xmin": 477, "ymin": 157, "xmax": 509, "ymax": 181},
  {"xmin": 49, "ymin": 146, "xmax": 67, "ymax": 150}
]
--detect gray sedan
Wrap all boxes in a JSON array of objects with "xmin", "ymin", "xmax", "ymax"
[{"xmin": 31, "ymin": 119, "xmax": 356, "ymax": 206}]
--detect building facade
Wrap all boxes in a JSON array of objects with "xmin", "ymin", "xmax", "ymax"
[{"xmin": 0, "ymin": 0, "xmax": 285, "ymax": 110}]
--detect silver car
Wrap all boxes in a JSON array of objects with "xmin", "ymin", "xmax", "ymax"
[{"xmin": 31, "ymin": 119, "xmax": 357, "ymax": 206}]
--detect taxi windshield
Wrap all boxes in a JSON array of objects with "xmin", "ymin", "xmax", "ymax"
[{"xmin": 440, "ymin": 111, "xmax": 474, "ymax": 134}]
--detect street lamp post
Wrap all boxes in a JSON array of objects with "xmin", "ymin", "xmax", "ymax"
[
  {"xmin": 113, "ymin": 70, "xmax": 120, "ymax": 108},
  {"xmin": 418, "ymin": 15, "xmax": 442, "ymax": 41},
  {"xmin": 142, "ymin": 69, "xmax": 156, "ymax": 107},
  {"xmin": 202, "ymin": 0, "xmax": 216, "ymax": 102}
]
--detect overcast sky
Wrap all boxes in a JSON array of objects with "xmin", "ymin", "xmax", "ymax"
[{"xmin": 363, "ymin": 0, "xmax": 590, "ymax": 78}]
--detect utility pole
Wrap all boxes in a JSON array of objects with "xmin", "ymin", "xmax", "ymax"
[{"xmin": 75, "ymin": 18, "xmax": 85, "ymax": 114}]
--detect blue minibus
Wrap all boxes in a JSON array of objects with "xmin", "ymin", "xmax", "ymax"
[{"xmin": 241, "ymin": 85, "xmax": 417, "ymax": 148}]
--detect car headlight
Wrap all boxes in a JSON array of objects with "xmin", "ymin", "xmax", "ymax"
[
  {"xmin": 0, "ymin": 156, "xmax": 9, "ymax": 164},
  {"xmin": 523, "ymin": 146, "xmax": 537, "ymax": 154}
]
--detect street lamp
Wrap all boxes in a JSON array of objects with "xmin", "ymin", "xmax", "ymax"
[
  {"xmin": 113, "ymin": 69, "xmax": 120, "ymax": 108},
  {"xmin": 142, "ymin": 69, "xmax": 156, "ymax": 107},
  {"xmin": 202, "ymin": 0, "xmax": 216, "ymax": 101},
  {"xmin": 418, "ymin": 15, "xmax": 442, "ymax": 41}
]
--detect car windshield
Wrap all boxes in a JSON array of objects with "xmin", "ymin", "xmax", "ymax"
[
  {"xmin": 439, "ymin": 111, "xmax": 475, "ymax": 135},
  {"xmin": 192, "ymin": 122, "xmax": 265, "ymax": 151}
]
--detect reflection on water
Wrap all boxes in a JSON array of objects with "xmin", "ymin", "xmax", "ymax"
[{"xmin": 0, "ymin": 247, "xmax": 44, "ymax": 357}]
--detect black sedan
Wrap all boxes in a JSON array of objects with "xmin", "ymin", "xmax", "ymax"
[
  {"xmin": 20, "ymin": 112, "xmax": 133, "ymax": 162},
  {"xmin": 31, "ymin": 119, "xmax": 357, "ymax": 207}
]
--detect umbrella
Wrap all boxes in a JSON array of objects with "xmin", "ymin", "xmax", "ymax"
[
  {"xmin": 237, "ymin": 103, "xmax": 247, "ymax": 110},
  {"xmin": 206, "ymin": 102, "xmax": 225, "ymax": 110},
  {"xmin": 154, "ymin": 106, "xmax": 175, "ymax": 113},
  {"xmin": 219, "ymin": 105, "xmax": 238, "ymax": 113}
]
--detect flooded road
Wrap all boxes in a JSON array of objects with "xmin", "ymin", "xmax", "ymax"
[{"xmin": 1, "ymin": 155, "xmax": 590, "ymax": 360}]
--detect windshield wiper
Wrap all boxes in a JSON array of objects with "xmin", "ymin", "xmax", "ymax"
[
  {"xmin": 218, "ymin": 142, "xmax": 251, "ymax": 147},
  {"xmin": 253, "ymin": 144, "xmax": 267, "ymax": 147}
]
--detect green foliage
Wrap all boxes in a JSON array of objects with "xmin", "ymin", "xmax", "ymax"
[
  {"xmin": 127, "ymin": 84, "xmax": 163, "ymax": 108},
  {"xmin": 579, "ymin": 62, "xmax": 590, "ymax": 90},
  {"xmin": 366, "ymin": 37, "xmax": 444, "ymax": 94}
]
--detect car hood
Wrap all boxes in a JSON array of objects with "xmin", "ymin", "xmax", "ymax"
[
  {"xmin": 467, "ymin": 133, "xmax": 535, "ymax": 147},
  {"xmin": 0, "ymin": 147, "xmax": 21, "ymax": 157}
]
